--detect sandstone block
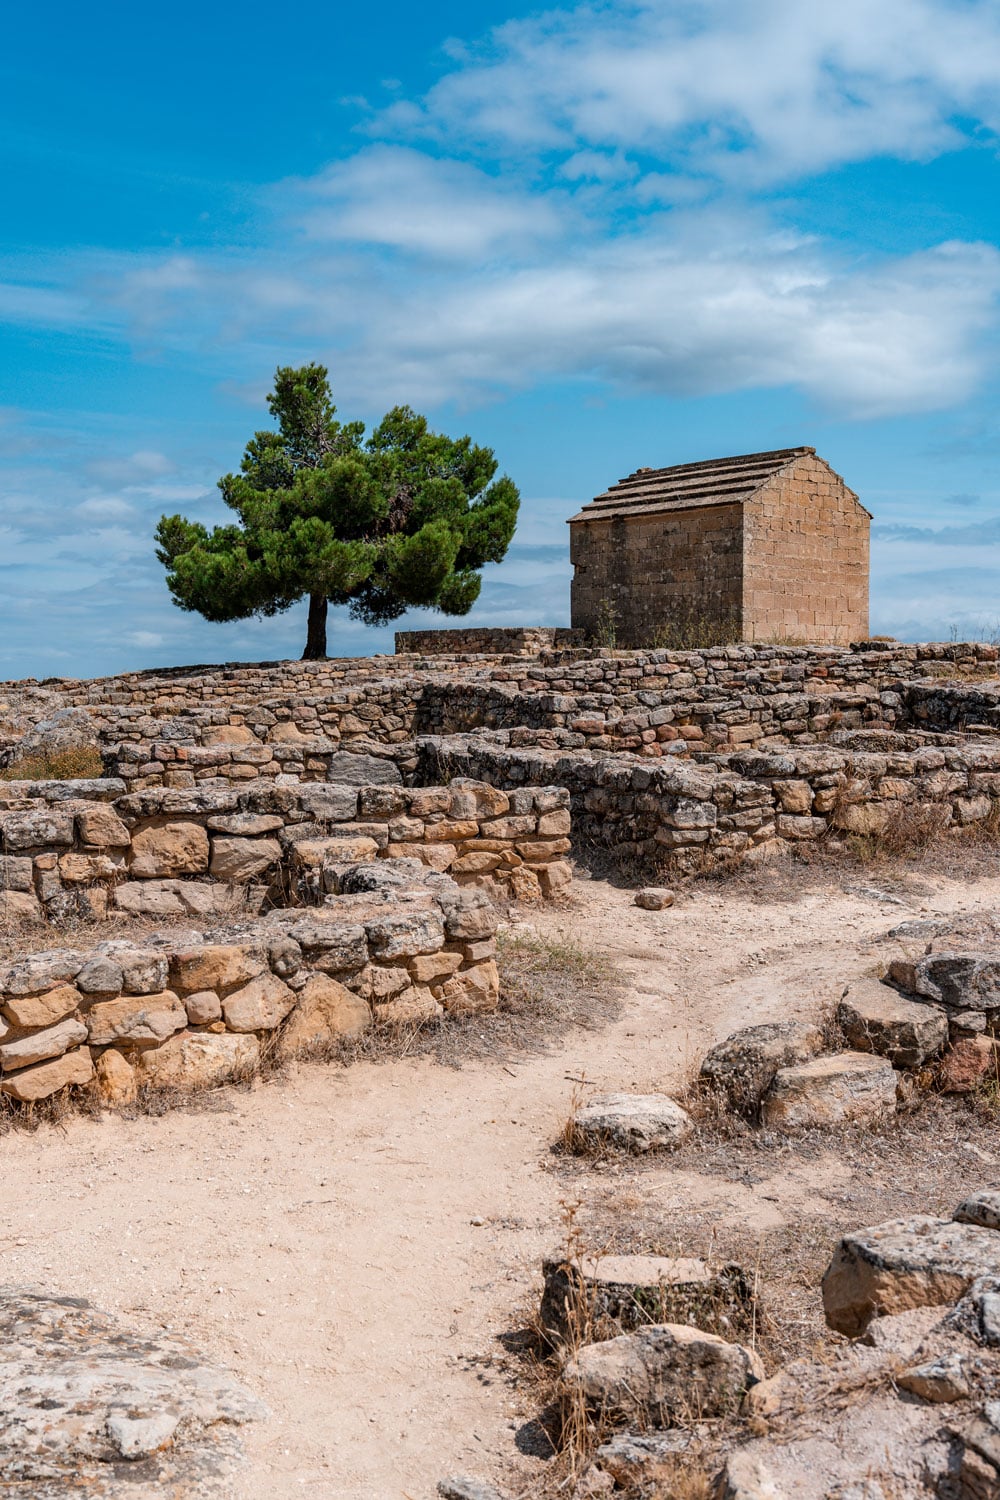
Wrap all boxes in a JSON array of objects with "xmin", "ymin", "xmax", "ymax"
[
  {"xmin": 822, "ymin": 1214, "xmax": 1000, "ymax": 1335},
  {"xmin": 439, "ymin": 889, "xmax": 500, "ymax": 941},
  {"xmin": 94, "ymin": 1046, "xmax": 137, "ymax": 1104},
  {"xmin": 1, "ymin": 1045, "xmax": 94, "ymax": 1101},
  {"xmin": 516, "ymin": 837, "xmax": 572, "ymax": 861},
  {"xmin": 75, "ymin": 805, "xmax": 130, "ymax": 847},
  {"xmin": 538, "ymin": 861, "xmax": 573, "ymax": 896},
  {"xmin": 184, "ymin": 990, "xmax": 223, "ymax": 1025},
  {"xmin": 2, "ymin": 983, "xmax": 83, "ymax": 1029},
  {"xmin": 169, "ymin": 944, "xmax": 265, "ymax": 996},
  {"xmin": 96, "ymin": 943, "xmax": 169, "ymax": 994},
  {"xmin": 209, "ymin": 836, "xmax": 282, "ymax": 881},
  {"xmin": 897, "ymin": 1353, "xmax": 969, "ymax": 1402},
  {"xmin": 0, "ymin": 1015, "xmax": 88, "ymax": 1070},
  {"xmin": 222, "ymin": 972, "xmax": 296, "ymax": 1032},
  {"xmin": 634, "ymin": 887, "xmax": 674, "ymax": 910},
  {"xmin": 561, "ymin": 1323, "xmax": 762, "ymax": 1425},
  {"xmin": 451, "ymin": 852, "xmax": 503, "ymax": 874},
  {"xmin": 58, "ymin": 852, "xmax": 124, "ymax": 884},
  {"xmin": 0, "ymin": 890, "xmax": 44, "ymax": 925},
  {"xmin": 206, "ymin": 811, "xmax": 283, "ymax": 834},
  {"xmin": 570, "ymin": 1093, "xmax": 692, "ymax": 1153},
  {"xmin": 279, "ymin": 974, "xmax": 372, "ymax": 1055},
  {"xmin": 135, "ymin": 1030, "xmax": 260, "ymax": 1091},
  {"xmin": 437, "ymin": 960, "xmax": 500, "ymax": 1015},
  {"xmin": 128, "ymin": 820, "xmax": 210, "ymax": 878},
  {"xmin": 761, "ymin": 1051, "xmax": 897, "ymax": 1128},
  {"xmin": 700, "ymin": 1021, "xmax": 824, "ymax": 1112},
  {"xmin": 0, "ymin": 855, "xmax": 34, "ymax": 892},
  {"xmin": 537, "ymin": 808, "xmax": 572, "ymax": 836},
  {"xmin": 86, "ymin": 991, "xmax": 187, "ymax": 1047},
  {"xmin": 837, "ymin": 979, "xmax": 948, "ymax": 1068},
  {"xmin": 374, "ymin": 987, "xmax": 442, "ymax": 1025},
  {"xmin": 508, "ymin": 867, "xmax": 542, "ymax": 903},
  {"xmin": 409, "ymin": 950, "xmax": 464, "ymax": 984}
]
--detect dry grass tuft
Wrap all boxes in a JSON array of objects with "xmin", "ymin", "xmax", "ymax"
[{"xmin": 0, "ymin": 745, "xmax": 104, "ymax": 781}]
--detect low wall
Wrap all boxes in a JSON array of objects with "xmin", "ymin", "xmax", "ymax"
[
  {"xmin": 0, "ymin": 860, "xmax": 501, "ymax": 1105},
  {"xmin": 0, "ymin": 776, "xmax": 573, "ymax": 923},
  {"xmin": 420, "ymin": 733, "xmax": 1000, "ymax": 871},
  {"xmin": 394, "ymin": 627, "xmax": 585, "ymax": 655}
]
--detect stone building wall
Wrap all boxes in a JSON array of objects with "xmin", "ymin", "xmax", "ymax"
[
  {"xmin": 742, "ymin": 453, "xmax": 869, "ymax": 643},
  {"xmin": 0, "ymin": 861, "xmax": 503, "ymax": 1105},
  {"xmin": 568, "ymin": 503, "xmax": 744, "ymax": 647},
  {"xmin": 395, "ymin": 627, "xmax": 584, "ymax": 655}
]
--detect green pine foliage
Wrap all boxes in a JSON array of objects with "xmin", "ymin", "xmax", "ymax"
[{"xmin": 155, "ymin": 364, "xmax": 520, "ymax": 657}]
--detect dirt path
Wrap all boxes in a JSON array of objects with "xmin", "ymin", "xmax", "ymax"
[{"xmin": 3, "ymin": 870, "xmax": 993, "ymax": 1499}]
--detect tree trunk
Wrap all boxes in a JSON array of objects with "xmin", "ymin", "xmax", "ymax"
[{"xmin": 302, "ymin": 593, "xmax": 328, "ymax": 659}]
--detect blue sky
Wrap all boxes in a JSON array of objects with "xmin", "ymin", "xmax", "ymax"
[{"xmin": 3, "ymin": 0, "xmax": 1000, "ymax": 678}]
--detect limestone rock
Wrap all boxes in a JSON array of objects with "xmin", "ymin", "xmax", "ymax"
[
  {"xmin": 208, "ymin": 836, "xmax": 282, "ymax": 881},
  {"xmin": 184, "ymin": 990, "xmax": 222, "ymax": 1025},
  {"xmin": 0, "ymin": 1287, "xmax": 265, "ymax": 1494},
  {"xmin": 0, "ymin": 890, "xmax": 44, "ymax": 925},
  {"xmin": 822, "ymin": 1214, "xmax": 1000, "ymax": 1336},
  {"xmin": 1, "ymin": 1045, "xmax": 94, "ymax": 1101},
  {"xmin": 438, "ymin": 888, "xmax": 500, "ymax": 941},
  {"xmin": 592, "ymin": 1431, "xmax": 691, "ymax": 1490},
  {"xmin": 716, "ymin": 1451, "xmax": 784, "ymax": 1500},
  {"xmin": 561, "ymin": 1322, "xmax": 763, "ymax": 1425},
  {"xmin": 168, "ymin": 944, "xmax": 265, "ymax": 997},
  {"xmin": 128, "ymin": 820, "xmax": 210, "ymax": 878},
  {"xmin": 761, "ymin": 1051, "xmax": 897, "ymax": 1129},
  {"xmin": 76, "ymin": 804, "xmax": 130, "ymax": 847},
  {"xmin": 898, "ymin": 1353, "xmax": 969, "ymax": 1402},
  {"xmin": 437, "ymin": 1479, "xmax": 507, "ymax": 1500},
  {"xmin": 94, "ymin": 1047, "xmax": 137, "ymax": 1104},
  {"xmin": 221, "ymin": 972, "xmax": 296, "ymax": 1032},
  {"xmin": 955, "ymin": 1191, "xmax": 1000, "ymax": 1231},
  {"xmin": 93, "ymin": 943, "xmax": 169, "ymax": 995},
  {"xmin": 86, "ymin": 991, "xmax": 186, "ymax": 1047},
  {"xmin": 634, "ymin": 887, "xmax": 675, "ymax": 910},
  {"xmin": 437, "ymin": 960, "xmax": 500, "ymax": 1015},
  {"xmin": 375, "ymin": 987, "xmax": 442, "ymax": 1025},
  {"xmin": 0, "ymin": 950, "xmax": 84, "ymax": 996},
  {"xmin": 700, "ymin": 1021, "xmax": 824, "ymax": 1112},
  {"xmin": 837, "ymin": 979, "xmax": 948, "ymax": 1068},
  {"xmin": 540, "ymin": 1253, "xmax": 750, "ymax": 1344},
  {"xmin": 2, "ymin": 983, "xmax": 82, "ymax": 1029},
  {"xmin": 135, "ymin": 1030, "xmax": 260, "ymax": 1091},
  {"xmin": 569, "ymin": 1093, "xmax": 692, "ymax": 1153},
  {"xmin": 279, "ymin": 975, "xmax": 371, "ymax": 1055},
  {"xmin": 114, "ymin": 879, "xmax": 265, "ymax": 919},
  {"xmin": 0, "ymin": 1015, "xmax": 88, "ymax": 1071},
  {"xmin": 366, "ymin": 909, "xmax": 446, "ymax": 960},
  {"xmin": 326, "ymin": 751, "xmax": 402, "ymax": 785}
]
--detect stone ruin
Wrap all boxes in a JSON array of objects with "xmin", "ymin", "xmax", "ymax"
[{"xmin": 3, "ymin": 630, "xmax": 1000, "ymax": 1106}]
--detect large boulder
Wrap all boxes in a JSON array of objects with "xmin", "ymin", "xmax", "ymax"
[
  {"xmin": 761, "ymin": 1051, "xmax": 897, "ymax": 1129},
  {"xmin": 700, "ymin": 1021, "xmax": 824, "ymax": 1113},
  {"xmin": 561, "ymin": 1323, "xmax": 763, "ymax": 1425},
  {"xmin": 221, "ymin": 973, "xmax": 296, "ymax": 1032},
  {"xmin": 837, "ymin": 979, "xmax": 948, "ymax": 1068},
  {"xmin": 279, "ymin": 974, "xmax": 372, "ymax": 1055},
  {"xmin": 822, "ymin": 1213, "xmax": 1000, "ymax": 1336},
  {"xmin": 569, "ymin": 1093, "xmax": 692, "ymax": 1153},
  {"xmin": 539, "ymin": 1252, "xmax": 749, "ymax": 1345},
  {"xmin": 208, "ymin": 836, "xmax": 282, "ymax": 882},
  {"xmin": 0, "ymin": 1288, "xmax": 265, "ymax": 1494}
]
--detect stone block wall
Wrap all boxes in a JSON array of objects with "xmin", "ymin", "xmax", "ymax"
[
  {"xmin": 0, "ymin": 776, "xmax": 573, "ymax": 923},
  {"xmin": 0, "ymin": 861, "xmax": 502, "ymax": 1105},
  {"xmin": 395, "ymin": 627, "xmax": 584, "ymax": 655}
]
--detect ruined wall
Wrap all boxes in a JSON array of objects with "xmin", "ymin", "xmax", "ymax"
[
  {"xmin": 0, "ymin": 863, "xmax": 503, "ymax": 1105},
  {"xmin": 569, "ymin": 504, "xmax": 744, "ymax": 647},
  {"xmin": 395, "ymin": 627, "xmax": 584, "ymax": 655},
  {"xmin": 742, "ymin": 453, "xmax": 869, "ymax": 644}
]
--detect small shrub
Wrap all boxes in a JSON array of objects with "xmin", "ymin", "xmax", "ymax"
[{"xmin": 0, "ymin": 746, "xmax": 104, "ymax": 782}]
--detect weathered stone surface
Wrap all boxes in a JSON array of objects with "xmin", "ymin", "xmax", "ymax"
[
  {"xmin": 221, "ymin": 972, "xmax": 296, "ymax": 1032},
  {"xmin": 438, "ymin": 889, "xmax": 500, "ymax": 941},
  {"xmin": 2, "ymin": 983, "xmax": 82, "ymax": 1029},
  {"xmin": 168, "ymin": 944, "xmax": 265, "ymax": 997},
  {"xmin": 284, "ymin": 916, "xmax": 368, "ymax": 971},
  {"xmin": 128, "ymin": 820, "xmax": 210, "ymax": 878},
  {"xmin": 822, "ymin": 1214, "xmax": 1000, "ymax": 1336},
  {"xmin": 1, "ymin": 808, "xmax": 74, "ymax": 849},
  {"xmin": 0, "ymin": 1045, "xmax": 94, "ymax": 1101},
  {"xmin": 208, "ymin": 836, "xmax": 282, "ymax": 881},
  {"xmin": 75, "ymin": 805, "xmax": 130, "ymax": 847},
  {"xmin": 0, "ymin": 889, "xmax": 44, "ymax": 925},
  {"xmin": 592, "ymin": 1431, "xmax": 691, "ymax": 1490},
  {"xmin": 909, "ymin": 952, "xmax": 1000, "ymax": 1013},
  {"xmin": 279, "ymin": 974, "xmax": 371, "ymax": 1054},
  {"xmin": 86, "ymin": 991, "xmax": 187, "ymax": 1047},
  {"xmin": 540, "ymin": 1253, "xmax": 749, "ymax": 1345},
  {"xmin": 634, "ymin": 887, "xmax": 675, "ymax": 910},
  {"xmin": 561, "ymin": 1323, "xmax": 763, "ymax": 1425},
  {"xmin": 74, "ymin": 954, "xmax": 124, "ymax": 995},
  {"xmin": 94, "ymin": 1047, "xmax": 137, "ymax": 1104},
  {"xmin": 837, "ymin": 979, "xmax": 948, "ymax": 1068},
  {"xmin": 366, "ymin": 909, "xmax": 446, "ymax": 959},
  {"xmin": 205, "ymin": 811, "xmax": 283, "ymax": 835},
  {"xmin": 113, "ymin": 879, "xmax": 265, "ymax": 919},
  {"xmin": 326, "ymin": 751, "xmax": 402, "ymax": 785},
  {"xmin": 761, "ymin": 1051, "xmax": 897, "ymax": 1129},
  {"xmin": 570, "ymin": 1093, "xmax": 692, "ymax": 1153},
  {"xmin": 409, "ymin": 950, "xmax": 464, "ymax": 984},
  {"xmin": 0, "ymin": 950, "xmax": 84, "ymax": 996},
  {"xmin": 700, "ymin": 1021, "xmax": 824, "ymax": 1112},
  {"xmin": 0, "ymin": 854, "xmax": 34, "ymax": 891},
  {"xmin": 375, "ymin": 986, "xmax": 442, "ymax": 1025},
  {"xmin": 940, "ymin": 1037, "xmax": 998, "ymax": 1093},
  {"xmin": 437, "ymin": 960, "xmax": 500, "ymax": 1014},
  {"xmin": 184, "ymin": 989, "xmax": 222, "ymax": 1025},
  {"xmin": 955, "ymin": 1191, "xmax": 1000, "ymax": 1231},
  {"xmin": 134, "ymin": 1030, "xmax": 260, "ymax": 1091},
  {"xmin": 0, "ymin": 1288, "xmax": 265, "ymax": 1494},
  {"xmin": 437, "ymin": 1478, "xmax": 507, "ymax": 1500},
  {"xmin": 95, "ymin": 943, "xmax": 169, "ymax": 995},
  {"xmin": 898, "ymin": 1353, "xmax": 969, "ymax": 1402},
  {"xmin": 0, "ymin": 1015, "xmax": 88, "ymax": 1070}
]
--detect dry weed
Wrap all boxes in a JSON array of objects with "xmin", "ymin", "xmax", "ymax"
[{"xmin": 0, "ymin": 745, "xmax": 104, "ymax": 781}]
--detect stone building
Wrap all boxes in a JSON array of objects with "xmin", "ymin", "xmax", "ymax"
[{"xmin": 568, "ymin": 446, "xmax": 870, "ymax": 647}]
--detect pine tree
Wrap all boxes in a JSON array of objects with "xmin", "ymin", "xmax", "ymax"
[{"xmin": 155, "ymin": 364, "xmax": 520, "ymax": 658}]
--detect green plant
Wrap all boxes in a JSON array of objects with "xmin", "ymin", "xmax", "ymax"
[{"xmin": 156, "ymin": 364, "xmax": 520, "ymax": 659}]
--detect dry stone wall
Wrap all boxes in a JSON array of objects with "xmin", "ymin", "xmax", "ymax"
[
  {"xmin": 0, "ymin": 776, "xmax": 573, "ymax": 922},
  {"xmin": 0, "ymin": 860, "xmax": 502, "ymax": 1104}
]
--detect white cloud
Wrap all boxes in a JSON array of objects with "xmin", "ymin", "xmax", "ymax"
[{"xmin": 75, "ymin": 496, "xmax": 137, "ymax": 520}]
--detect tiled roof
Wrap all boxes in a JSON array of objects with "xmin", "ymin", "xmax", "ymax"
[{"xmin": 568, "ymin": 447, "xmax": 817, "ymax": 523}]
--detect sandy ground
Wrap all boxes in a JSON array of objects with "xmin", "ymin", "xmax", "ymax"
[{"xmin": 3, "ymin": 867, "xmax": 995, "ymax": 1499}]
